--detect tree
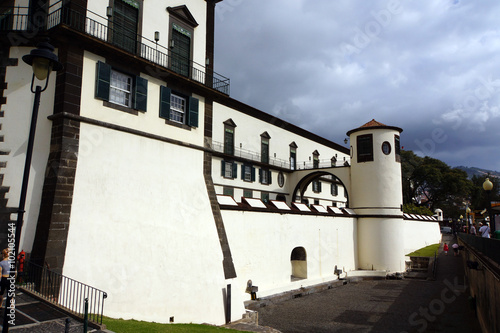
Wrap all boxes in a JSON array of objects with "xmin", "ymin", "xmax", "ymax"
[{"xmin": 401, "ymin": 150, "xmax": 473, "ymax": 218}]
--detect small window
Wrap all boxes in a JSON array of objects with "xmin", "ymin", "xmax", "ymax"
[
  {"xmin": 382, "ymin": 141, "xmax": 391, "ymax": 155},
  {"xmin": 331, "ymin": 183, "xmax": 338, "ymax": 196},
  {"xmin": 314, "ymin": 199, "xmax": 320, "ymax": 205},
  {"xmin": 110, "ymin": 70, "xmax": 133, "ymax": 107},
  {"xmin": 357, "ymin": 134, "xmax": 373, "ymax": 162},
  {"xmin": 277, "ymin": 172, "xmax": 285, "ymax": 188},
  {"xmin": 261, "ymin": 132, "xmax": 270, "ymax": 164},
  {"xmin": 223, "ymin": 186, "xmax": 234, "ymax": 197},
  {"xmin": 241, "ymin": 164, "xmax": 256, "ymax": 182},
  {"xmin": 170, "ymin": 94, "xmax": 186, "ymax": 123},
  {"xmin": 312, "ymin": 180, "xmax": 321, "ymax": 193},
  {"xmin": 243, "ymin": 189, "xmax": 253, "ymax": 198},
  {"xmin": 261, "ymin": 191, "xmax": 270, "ymax": 203},
  {"xmin": 159, "ymin": 86, "xmax": 199, "ymax": 127},
  {"xmin": 312, "ymin": 150, "xmax": 319, "ymax": 168},
  {"xmin": 395, "ymin": 135, "xmax": 401, "ymax": 162},
  {"xmin": 221, "ymin": 160, "xmax": 237, "ymax": 179},
  {"xmin": 331, "ymin": 156, "xmax": 337, "ymax": 167},
  {"xmin": 96, "ymin": 61, "xmax": 148, "ymax": 112},
  {"xmin": 259, "ymin": 168, "xmax": 272, "ymax": 185},
  {"xmin": 223, "ymin": 119, "xmax": 236, "ymax": 156}
]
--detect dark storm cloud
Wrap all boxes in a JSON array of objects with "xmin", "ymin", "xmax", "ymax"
[{"xmin": 214, "ymin": 0, "xmax": 500, "ymax": 171}]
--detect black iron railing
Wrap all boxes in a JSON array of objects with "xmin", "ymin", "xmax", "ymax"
[
  {"xmin": 19, "ymin": 260, "xmax": 107, "ymax": 325},
  {"xmin": 0, "ymin": 1, "xmax": 230, "ymax": 95}
]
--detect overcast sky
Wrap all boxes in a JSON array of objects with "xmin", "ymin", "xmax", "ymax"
[{"xmin": 213, "ymin": 0, "xmax": 500, "ymax": 172}]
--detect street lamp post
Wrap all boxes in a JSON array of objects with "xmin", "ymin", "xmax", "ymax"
[
  {"xmin": 466, "ymin": 207, "xmax": 471, "ymax": 234},
  {"xmin": 2, "ymin": 40, "xmax": 62, "ymax": 333},
  {"xmin": 483, "ymin": 178, "xmax": 494, "ymax": 233}
]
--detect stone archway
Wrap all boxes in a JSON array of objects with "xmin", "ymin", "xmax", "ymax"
[{"xmin": 291, "ymin": 171, "xmax": 350, "ymax": 207}]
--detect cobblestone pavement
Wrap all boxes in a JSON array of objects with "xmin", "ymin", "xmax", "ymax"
[{"xmin": 255, "ymin": 234, "xmax": 481, "ymax": 333}]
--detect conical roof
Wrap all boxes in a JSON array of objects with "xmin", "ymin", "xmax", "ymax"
[{"xmin": 346, "ymin": 119, "xmax": 402, "ymax": 136}]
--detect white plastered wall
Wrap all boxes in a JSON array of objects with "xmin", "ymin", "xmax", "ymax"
[
  {"xmin": 63, "ymin": 123, "xmax": 232, "ymax": 324},
  {"xmin": 80, "ymin": 51, "xmax": 205, "ymax": 148},
  {"xmin": 221, "ymin": 210, "xmax": 357, "ymax": 299},
  {"xmin": 2, "ymin": 46, "xmax": 57, "ymax": 252},
  {"xmin": 403, "ymin": 220, "xmax": 442, "ymax": 255}
]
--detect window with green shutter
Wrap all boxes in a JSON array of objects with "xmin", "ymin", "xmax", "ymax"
[
  {"xmin": 259, "ymin": 168, "xmax": 272, "ymax": 185},
  {"xmin": 221, "ymin": 160, "xmax": 237, "ymax": 179},
  {"xmin": 241, "ymin": 164, "xmax": 255, "ymax": 182},
  {"xmin": 159, "ymin": 86, "xmax": 198, "ymax": 127},
  {"xmin": 95, "ymin": 61, "xmax": 148, "ymax": 112}
]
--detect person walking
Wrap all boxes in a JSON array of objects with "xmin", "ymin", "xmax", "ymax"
[
  {"xmin": 479, "ymin": 222, "xmax": 490, "ymax": 238},
  {"xmin": 443, "ymin": 243, "xmax": 449, "ymax": 255},
  {"xmin": 452, "ymin": 243, "xmax": 460, "ymax": 256},
  {"xmin": 470, "ymin": 223, "xmax": 476, "ymax": 235}
]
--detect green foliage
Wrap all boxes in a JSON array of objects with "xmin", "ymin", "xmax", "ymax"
[
  {"xmin": 402, "ymin": 203, "xmax": 433, "ymax": 216},
  {"xmin": 401, "ymin": 150, "xmax": 474, "ymax": 218},
  {"xmin": 102, "ymin": 318, "xmax": 251, "ymax": 333},
  {"xmin": 405, "ymin": 243, "xmax": 440, "ymax": 257}
]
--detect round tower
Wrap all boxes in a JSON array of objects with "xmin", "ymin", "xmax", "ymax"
[{"xmin": 347, "ymin": 119, "xmax": 405, "ymax": 273}]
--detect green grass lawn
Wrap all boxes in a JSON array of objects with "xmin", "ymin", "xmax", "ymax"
[
  {"xmin": 102, "ymin": 317, "xmax": 251, "ymax": 333},
  {"xmin": 405, "ymin": 243, "xmax": 440, "ymax": 257}
]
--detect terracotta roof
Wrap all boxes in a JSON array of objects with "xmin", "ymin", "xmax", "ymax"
[
  {"xmin": 360, "ymin": 119, "xmax": 387, "ymax": 128},
  {"xmin": 346, "ymin": 119, "xmax": 403, "ymax": 136}
]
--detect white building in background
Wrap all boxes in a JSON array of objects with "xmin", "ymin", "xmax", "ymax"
[{"xmin": 0, "ymin": 0, "xmax": 441, "ymax": 325}]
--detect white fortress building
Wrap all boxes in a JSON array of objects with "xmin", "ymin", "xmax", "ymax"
[{"xmin": 0, "ymin": 0, "xmax": 441, "ymax": 325}]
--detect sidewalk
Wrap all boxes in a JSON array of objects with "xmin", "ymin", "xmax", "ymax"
[{"xmin": 250, "ymin": 234, "xmax": 481, "ymax": 332}]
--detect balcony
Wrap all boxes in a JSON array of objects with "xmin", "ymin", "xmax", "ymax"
[
  {"xmin": 210, "ymin": 140, "xmax": 349, "ymax": 170},
  {"xmin": 0, "ymin": 1, "xmax": 230, "ymax": 95}
]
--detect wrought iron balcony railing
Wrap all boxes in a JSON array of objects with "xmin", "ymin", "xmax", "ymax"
[
  {"xmin": 210, "ymin": 140, "xmax": 348, "ymax": 170},
  {"xmin": 0, "ymin": 1, "xmax": 230, "ymax": 95}
]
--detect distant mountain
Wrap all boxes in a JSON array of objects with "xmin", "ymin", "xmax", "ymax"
[{"xmin": 456, "ymin": 166, "xmax": 500, "ymax": 179}]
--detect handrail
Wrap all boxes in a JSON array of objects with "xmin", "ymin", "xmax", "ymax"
[
  {"xmin": 458, "ymin": 232, "xmax": 500, "ymax": 265},
  {"xmin": 211, "ymin": 140, "xmax": 348, "ymax": 170},
  {"xmin": 0, "ymin": 1, "xmax": 230, "ymax": 95},
  {"xmin": 19, "ymin": 260, "xmax": 107, "ymax": 325}
]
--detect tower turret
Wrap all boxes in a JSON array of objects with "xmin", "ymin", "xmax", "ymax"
[{"xmin": 347, "ymin": 119, "xmax": 405, "ymax": 272}]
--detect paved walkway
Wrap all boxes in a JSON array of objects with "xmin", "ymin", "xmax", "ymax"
[
  {"xmin": 248, "ymin": 234, "xmax": 481, "ymax": 333},
  {"xmin": 1, "ymin": 234, "xmax": 481, "ymax": 332}
]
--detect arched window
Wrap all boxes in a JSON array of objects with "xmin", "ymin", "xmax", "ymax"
[{"xmin": 291, "ymin": 247, "xmax": 307, "ymax": 280}]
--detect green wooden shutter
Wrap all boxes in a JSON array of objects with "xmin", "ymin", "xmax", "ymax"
[
  {"xmin": 318, "ymin": 181, "xmax": 321, "ymax": 192},
  {"xmin": 240, "ymin": 164, "xmax": 245, "ymax": 180},
  {"xmin": 221, "ymin": 160, "xmax": 225, "ymax": 176},
  {"xmin": 268, "ymin": 170, "xmax": 272, "ymax": 185},
  {"xmin": 232, "ymin": 162, "xmax": 237, "ymax": 179},
  {"xmin": 134, "ymin": 75, "xmax": 148, "ymax": 111},
  {"xmin": 251, "ymin": 166, "xmax": 256, "ymax": 182},
  {"xmin": 187, "ymin": 97, "xmax": 199, "ymax": 127},
  {"xmin": 95, "ymin": 61, "xmax": 111, "ymax": 101},
  {"xmin": 259, "ymin": 169, "xmax": 262, "ymax": 183},
  {"xmin": 159, "ymin": 86, "xmax": 171, "ymax": 119}
]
